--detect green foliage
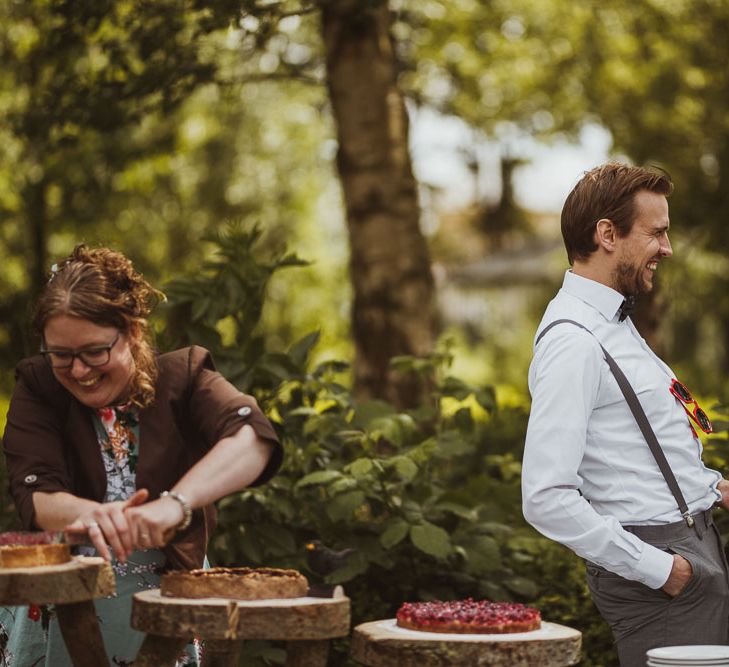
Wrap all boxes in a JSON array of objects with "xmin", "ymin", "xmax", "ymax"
[
  {"xmin": 0, "ymin": 394, "xmax": 20, "ymax": 533},
  {"xmin": 157, "ymin": 221, "xmax": 308, "ymax": 392}
]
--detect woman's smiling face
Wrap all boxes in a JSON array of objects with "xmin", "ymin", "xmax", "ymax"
[{"xmin": 43, "ymin": 315, "xmax": 137, "ymax": 409}]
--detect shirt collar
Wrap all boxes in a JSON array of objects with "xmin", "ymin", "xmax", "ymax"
[{"xmin": 561, "ymin": 270, "xmax": 626, "ymax": 322}]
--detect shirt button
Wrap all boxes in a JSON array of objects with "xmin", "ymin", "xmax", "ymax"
[
  {"xmin": 24, "ymin": 474, "xmax": 37, "ymax": 484},
  {"xmin": 237, "ymin": 406, "xmax": 252, "ymax": 417}
]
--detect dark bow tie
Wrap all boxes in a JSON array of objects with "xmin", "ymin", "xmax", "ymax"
[{"xmin": 618, "ymin": 296, "xmax": 635, "ymax": 322}]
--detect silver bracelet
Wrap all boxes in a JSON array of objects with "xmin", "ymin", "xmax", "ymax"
[{"xmin": 161, "ymin": 491, "xmax": 192, "ymax": 531}]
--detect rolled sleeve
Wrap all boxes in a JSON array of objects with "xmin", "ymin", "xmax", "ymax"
[
  {"xmin": 2, "ymin": 363, "xmax": 72, "ymax": 528},
  {"xmin": 186, "ymin": 346, "xmax": 282, "ymax": 485}
]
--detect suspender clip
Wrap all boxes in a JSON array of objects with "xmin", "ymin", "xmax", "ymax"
[{"xmin": 682, "ymin": 511, "xmax": 694, "ymax": 527}]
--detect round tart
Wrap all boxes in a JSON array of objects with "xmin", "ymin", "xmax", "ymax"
[
  {"xmin": 160, "ymin": 567, "xmax": 308, "ymax": 600},
  {"xmin": 396, "ymin": 598, "xmax": 541, "ymax": 634}
]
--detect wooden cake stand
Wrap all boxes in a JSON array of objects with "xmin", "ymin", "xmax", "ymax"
[
  {"xmin": 131, "ymin": 587, "xmax": 351, "ymax": 667},
  {"xmin": 351, "ymin": 618, "xmax": 582, "ymax": 667},
  {"xmin": 0, "ymin": 556, "xmax": 116, "ymax": 667}
]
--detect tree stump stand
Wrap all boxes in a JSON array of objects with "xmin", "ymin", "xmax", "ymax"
[
  {"xmin": 131, "ymin": 587, "xmax": 351, "ymax": 667},
  {"xmin": 0, "ymin": 556, "xmax": 116, "ymax": 667},
  {"xmin": 350, "ymin": 619, "xmax": 582, "ymax": 667}
]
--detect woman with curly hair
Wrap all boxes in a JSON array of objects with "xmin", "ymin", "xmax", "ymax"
[{"xmin": 0, "ymin": 245, "xmax": 282, "ymax": 666}]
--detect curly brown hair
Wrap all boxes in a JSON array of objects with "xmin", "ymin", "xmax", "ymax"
[{"xmin": 32, "ymin": 245, "xmax": 165, "ymax": 408}]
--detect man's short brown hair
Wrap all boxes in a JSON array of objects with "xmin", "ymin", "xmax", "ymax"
[{"xmin": 561, "ymin": 162, "xmax": 673, "ymax": 264}]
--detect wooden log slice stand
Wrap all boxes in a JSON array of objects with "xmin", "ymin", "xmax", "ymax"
[
  {"xmin": 131, "ymin": 587, "xmax": 351, "ymax": 667},
  {"xmin": 351, "ymin": 619, "xmax": 582, "ymax": 667},
  {"xmin": 0, "ymin": 556, "xmax": 116, "ymax": 667}
]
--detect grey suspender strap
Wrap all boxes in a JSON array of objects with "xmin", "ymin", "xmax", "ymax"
[{"xmin": 536, "ymin": 318, "xmax": 696, "ymax": 529}]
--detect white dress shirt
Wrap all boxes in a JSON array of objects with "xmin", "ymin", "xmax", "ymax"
[{"xmin": 522, "ymin": 271, "xmax": 721, "ymax": 590}]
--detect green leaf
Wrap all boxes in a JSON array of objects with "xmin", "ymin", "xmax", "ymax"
[
  {"xmin": 191, "ymin": 296, "xmax": 211, "ymax": 322},
  {"xmin": 326, "ymin": 490, "xmax": 366, "ymax": 521},
  {"xmin": 380, "ymin": 518, "xmax": 410, "ymax": 549},
  {"xmin": 295, "ymin": 470, "xmax": 342, "ymax": 489},
  {"xmin": 436, "ymin": 501, "xmax": 478, "ymax": 521},
  {"xmin": 504, "ymin": 576, "xmax": 539, "ymax": 598},
  {"xmin": 329, "ymin": 477, "xmax": 359, "ymax": 494},
  {"xmin": 478, "ymin": 580, "xmax": 508, "ymax": 600},
  {"xmin": 369, "ymin": 414, "xmax": 414, "ymax": 446},
  {"xmin": 479, "ymin": 522, "xmax": 514, "ymax": 538},
  {"xmin": 410, "ymin": 522, "xmax": 452, "ymax": 559},
  {"xmin": 313, "ymin": 360, "xmax": 350, "ymax": 377},
  {"xmin": 453, "ymin": 407, "xmax": 474, "ymax": 432},
  {"xmin": 351, "ymin": 400, "xmax": 396, "ymax": 428},
  {"xmin": 287, "ymin": 407, "xmax": 319, "ymax": 417},
  {"xmin": 236, "ymin": 530, "xmax": 263, "ymax": 564},
  {"xmin": 347, "ymin": 457, "xmax": 374, "ymax": 478},
  {"xmin": 288, "ymin": 331, "xmax": 320, "ymax": 367},
  {"xmin": 460, "ymin": 535, "xmax": 502, "ymax": 575},
  {"xmin": 326, "ymin": 551, "xmax": 370, "ymax": 584},
  {"xmin": 437, "ymin": 430, "xmax": 475, "ymax": 456},
  {"xmin": 392, "ymin": 456, "xmax": 418, "ymax": 481},
  {"xmin": 401, "ymin": 499, "xmax": 424, "ymax": 523},
  {"xmin": 256, "ymin": 524, "xmax": 296, "ymax": 556},
  {"xmin": 440, "ymin": 376, "xmax": 472, "ymax": 400},
  {"xmin": 390, "ymin": 355, "xmax": 436, "ymax": 374},
  {"xmin": 475, "ymin": 386, "xmax": 497, "ymax": 411}
]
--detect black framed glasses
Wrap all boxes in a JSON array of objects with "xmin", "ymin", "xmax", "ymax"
[
  {"xmin": 41, "ymin": 332, "xmax": 121, "ymax": 369},
  {"xmin": 669, "ymin": 379, "xmax": 713, "ymax": 434}
]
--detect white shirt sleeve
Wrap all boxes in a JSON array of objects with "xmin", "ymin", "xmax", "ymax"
[{"xmin": 522, "ymin": 328, "xmax": 674, "ymax": 589}]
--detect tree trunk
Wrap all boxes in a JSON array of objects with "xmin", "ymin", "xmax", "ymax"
[
  {"xmin": 26, "ymin": 177, "xmax": 48, "ymax": 300},
  {"xmin": 320, "ymin": 0, "xmax": 436, "ymax": 408}
]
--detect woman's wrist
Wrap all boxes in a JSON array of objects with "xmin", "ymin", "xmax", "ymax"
[{"xmin": 161, "ymin": 490, "xmax": 192, "ymax": 530}]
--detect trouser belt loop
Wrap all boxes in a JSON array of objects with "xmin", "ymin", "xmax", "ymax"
[{"xmin": 688, "ymin": 509, "xmax": 711, "ymax": 540}]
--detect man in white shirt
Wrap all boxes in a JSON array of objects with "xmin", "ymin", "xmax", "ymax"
[{"xmin": 522, "ymin": 162, "xmax": 729, "ymax": 666}]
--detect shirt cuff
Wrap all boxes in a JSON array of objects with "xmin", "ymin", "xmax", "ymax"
[{"xmin": 634, "ymin": 543, "xmax": 675, "ymax": 589}]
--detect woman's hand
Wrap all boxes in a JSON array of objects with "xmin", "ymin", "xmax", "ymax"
[
  {"xmin": 64, "ymin": 489, "xmax": 149, "ymax": 562},
  {"xmin": 123, "ymin": 493, "xmax": 185, "ymax": 550}
]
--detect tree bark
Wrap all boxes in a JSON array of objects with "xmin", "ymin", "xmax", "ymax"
[
  {"xmin": 25, "ymin": 177, "xmax": 48, "ymax": 300},
  {"xmin": 320, "ymin": 0, "xmax": 436, "ymax": 408}
]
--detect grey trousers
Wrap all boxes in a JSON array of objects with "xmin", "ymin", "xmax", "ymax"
[{"xmin": 586, "ymin": 509, "xmax": 729, "ymax": 667}]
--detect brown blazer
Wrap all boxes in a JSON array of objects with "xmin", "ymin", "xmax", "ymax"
[{"xmin": 2, "ymin": 345, "xmax": 282, "ymax": 570}]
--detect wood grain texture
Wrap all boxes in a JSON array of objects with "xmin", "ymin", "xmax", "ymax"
[
  {"xmin": 350, "ymin": 620, "xmax": 582, "ymax": 667},
  {"xmin": 0, "ymin": 556, "xmax": 114, "ymax": 605},
  {"xmin": 131, "ymin": 589, "xmax": 351, "ymax": 641},
  {"xmin": 55, "ymin": 600, "xmax": 110, "ymax": 667}
]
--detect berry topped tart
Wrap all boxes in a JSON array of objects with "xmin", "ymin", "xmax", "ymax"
[
  {"xmin": 0, "ymin": 532, "xmax": 71, "ymax": 568},
  {"xmin": 160, "ymin": 567, "xmax": 309, "ymax": 600},
  {"xmin": 396, "ymin": 598, "xmax": 541, "ymax": 634}
]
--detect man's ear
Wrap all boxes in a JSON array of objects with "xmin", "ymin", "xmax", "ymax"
[{"xmin": 595, "ymin": 218, "xmax": 617, "ymax": 252}]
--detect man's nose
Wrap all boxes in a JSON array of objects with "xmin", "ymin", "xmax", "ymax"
[{"xmin": 661, "ymin": 234, "xmax": 673, "ymax": 257}]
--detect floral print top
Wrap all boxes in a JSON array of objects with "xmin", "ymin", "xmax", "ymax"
[{"xmin": 92, "ymin": 404, "xmax": 139, "ymax": 503}]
